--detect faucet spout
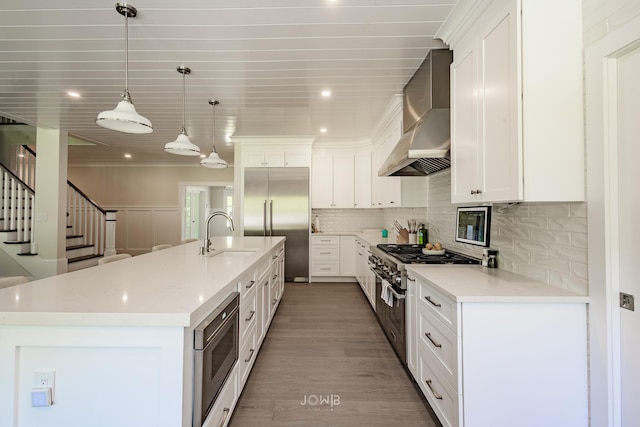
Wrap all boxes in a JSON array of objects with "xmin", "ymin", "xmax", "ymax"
[{"xmin": 202, "ymin": 211, "xmax": 235, "ymax": 254}]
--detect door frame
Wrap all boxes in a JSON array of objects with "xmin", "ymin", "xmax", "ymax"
[
  {"xmin": 178, "ymin": 181, "xmax": 234, "ymax": 241},
  {"xmin": 586, "ymin": 13, "xmax": 640, "ymax": 427}
]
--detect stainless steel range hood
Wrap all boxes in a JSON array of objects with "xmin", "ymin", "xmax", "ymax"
[{"xmin": 379, "ymin": 49, "xmax": 453, "ymax": 177}]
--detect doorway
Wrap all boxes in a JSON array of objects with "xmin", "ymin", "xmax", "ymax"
[
  {"xmin": 179, "ymin": 182, "xmax": 234, "ymax": 241},
  {"xmin": 586, "ymin": 15, "xmax": 640, "ymax": 427}
]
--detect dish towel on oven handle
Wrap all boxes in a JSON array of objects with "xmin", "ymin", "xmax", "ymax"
[{"xmin": 381, "ymin": 279, "xmax": 394, "ymax": 307}]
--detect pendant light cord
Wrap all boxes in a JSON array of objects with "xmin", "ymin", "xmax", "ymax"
[
  {"xmin": 182, "ymin": 70, "xmax": 186, "ymax": 133},
  {"xmin": 211, "ymin": 104, "xmax": 216, "ymax": 152},
  {"xmin": 124, "ymin": 11, "xmax": 129, "ymax": 93}
]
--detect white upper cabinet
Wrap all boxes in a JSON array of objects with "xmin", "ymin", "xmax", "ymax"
[
  {"xmin": 311, "ymin": 151, "xmax": 355, "ymax": 208},
  {"xmin": 439, "ymin": 0, "xmax": 585, "ymax": 203},
  {"xmin": 235, "ymin": 138, "xmax": 313, "ymax": 168},
  {"xmin": 354, "ymin": 148, "xmax": 372, "ymax": 209}
]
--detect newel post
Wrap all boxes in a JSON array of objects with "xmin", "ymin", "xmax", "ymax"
[{"xmin": 104, "ymin": 210, "xmax": 117, "ymax": 257}]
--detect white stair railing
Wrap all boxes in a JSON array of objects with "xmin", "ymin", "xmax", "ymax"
[
  {"xmin": 1, "ymin": 166, "xmax": 35, "ymax": 247},
  {"xmin": 1, "ymin": 145, "xmax": 116, "ymax": 258}
]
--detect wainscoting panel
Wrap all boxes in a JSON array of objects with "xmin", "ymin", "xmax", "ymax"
[{"xmin": 107, "ymin": 207, "xmax": 180, "ymax": 255}]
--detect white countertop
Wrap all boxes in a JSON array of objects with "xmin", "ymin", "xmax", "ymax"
[
  {"xmin": 406, "ymin": 264, "xmax": 589, "ymax": 303},
  {"xmin": 0, "ymin": 236, "xmax": 284, "ymax": 327}
]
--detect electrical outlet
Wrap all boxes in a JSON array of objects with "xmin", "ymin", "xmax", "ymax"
[{"xmin": 34, "ymin": 370, "xmax": 55, "ymax": 389}]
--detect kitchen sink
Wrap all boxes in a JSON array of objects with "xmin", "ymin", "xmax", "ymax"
[{"xmin": 205, "ymin": 248, "xmax": 257, "ymax": 258}]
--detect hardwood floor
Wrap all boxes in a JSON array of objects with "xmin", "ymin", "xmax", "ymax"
[{"xmin": 229, "ymin": 282, "xmax": 441, "ymax": 427}]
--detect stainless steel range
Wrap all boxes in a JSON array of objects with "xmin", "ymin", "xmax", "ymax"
[{"xmin": 369, "ymin": 244, "xmax": 480, "ymax": 364}]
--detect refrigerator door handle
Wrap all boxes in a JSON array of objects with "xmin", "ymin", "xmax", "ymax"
[
  {"xmin": 263, "ymin": 200, "xmax": 267, "ymax": 236},
  {"xmin": 269, "ymin": 200, "xmax": 274, "ymax": 236}
]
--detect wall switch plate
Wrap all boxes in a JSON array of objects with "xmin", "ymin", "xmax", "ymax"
[{"xmin": 620, "ymin": 292, "xmax": 635, "ymax": 311}]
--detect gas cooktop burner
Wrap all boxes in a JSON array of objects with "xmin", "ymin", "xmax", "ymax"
[{"xmin": 376, "ymin": 244, "xmax": 481, "ymax": 265}]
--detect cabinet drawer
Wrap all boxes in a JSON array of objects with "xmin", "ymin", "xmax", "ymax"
[
  {"xmin": 240, "ymin": 290, "xmax": 258, "ymax": 343},
  {"xmin": 239, "ymin": 269, "xmax": 257, "ymax": 302},
  {"xmin": 312, "ymin": 261, "xmax": 340, "ymax": 276},
  {"xmin": 311, "ymin": 245, "xmax": 339, "ymax": 260},
  {"xmin": 238, "ymin": 324, "xmax": 258, "ymax": 389},
  {"xmin": 203, "ymin": 366, "xmax": 238, "ymax": 427},
  {"xmin": 312, "ymin": 235, "xmax": 340, "ymax": 245},
  {"xmin": 418, "ymin": 304, "xmax": 458, "ymax": 390},
  {"xmin": 418, "ymin": 350, "xmax": 459, "ymax": 427},
  {"xmin": 417, "ymin": 280, "xmax": 457, "ymax": 332}
]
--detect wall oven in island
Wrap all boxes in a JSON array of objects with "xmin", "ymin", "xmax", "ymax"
[{"xmin": 193, "ymin": 292, "xmax": 239, "ymax": 427}]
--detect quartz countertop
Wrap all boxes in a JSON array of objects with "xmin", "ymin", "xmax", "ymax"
[
  {"xmin": 406, "ymin": 264, "xmax": 588, "ymax": 303},
  {"xmin": 0, "ymin": 236, "xmax": 285, "ymax": 327}
]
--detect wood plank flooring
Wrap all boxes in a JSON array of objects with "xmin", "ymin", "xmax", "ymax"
[{"xmin": 229, "ymin": 282, "xmax": 441, "ymax": 427}]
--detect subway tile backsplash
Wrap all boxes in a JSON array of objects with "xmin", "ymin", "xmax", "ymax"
[
  {"xmin": 313, "ymin": 169, "xmax": 588, "ymax": 294},
  {"xmin": 426, "ymin": 170, "xmax": 588, "ymax": 294}
]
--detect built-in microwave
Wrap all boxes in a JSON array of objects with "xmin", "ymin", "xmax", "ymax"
[{"xmin": 193, "ymin": 292, "xmax": 239, "ymax": 427}]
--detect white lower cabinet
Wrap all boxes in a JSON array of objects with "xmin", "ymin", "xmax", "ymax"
[
  {"xmin": 406, "ymin": 271, "xmax": 588, "ymax": 427},
  {"xmin": 355, "ymin": 237, "xmax": 375, "ymax": 309},
  {"xmin": 204, "ymin": 243, "xmax": 284, "ymax": 427}
]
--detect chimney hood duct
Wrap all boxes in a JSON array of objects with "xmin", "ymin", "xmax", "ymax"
[{"xmin": 379, "ymin": 49, "xmax": 453, "ymax": 177}]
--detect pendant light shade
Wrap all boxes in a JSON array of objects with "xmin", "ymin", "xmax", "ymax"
[
  {"xmin": 201, "ymin": 100, "xmax": 227, "ymax": 168},
  {"xmin": 164, "ymin": 66, "xmax": 201, "ymax": 156},
  {"xmin": 96, "ymin": 3, "xmax": 152, "ymax": 134}
]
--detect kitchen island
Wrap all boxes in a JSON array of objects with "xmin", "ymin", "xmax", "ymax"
[{"xmin": 0, "ymin": 236, "xmax": 285, "ymax": 427}]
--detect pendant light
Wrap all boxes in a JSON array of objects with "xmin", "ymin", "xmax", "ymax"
[
  {"xmin": 164, "ymin": 66, "xmax": 201, "ymax": 156},
  {"xmin": 95, "ymin": 3, "xmax": 152, "ymax": 134},
  {"xmin": 200, "ymin": 100, "xmax": 227, "ymax": 168}
]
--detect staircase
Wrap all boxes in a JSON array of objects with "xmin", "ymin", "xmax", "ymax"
[{"xmin": 1, "ymin": 144, "xmax": 114, "ymax": 276}]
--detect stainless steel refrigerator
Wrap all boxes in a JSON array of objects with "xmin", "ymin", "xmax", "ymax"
[{"xmin": 244, "ymin": 167, "xmax": 309, "ymax": 282}]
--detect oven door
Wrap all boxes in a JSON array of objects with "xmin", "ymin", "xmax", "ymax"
[
  {"xmin": 369, "ymin": 265, "xmax": 406, "ymax": 364},
  {"xmin": 193, "ymin": 293, "xmax": 239, "ymax": 427}
]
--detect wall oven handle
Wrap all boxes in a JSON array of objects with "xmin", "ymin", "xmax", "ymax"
[
  {"xmin": 425, "ymin": 332, "xmax": 442, "ymax": 348},
  {"xmin": 424, "ymin": 296, "xmax": 442, "ymax": 308},
  {"xmin": 425, "ymin": 380, "xmax": 443, "ymax": 400},
  {"xmin": 244, "ymin": 348, "xmax": 256, "ymax": 363},
  {"xmin": 219, "ymin": 407, "xmax": 231, "ymax": 427},
  {"xmin": 388, "ymin": 286, "xmax": 406, "ymax": 300}
]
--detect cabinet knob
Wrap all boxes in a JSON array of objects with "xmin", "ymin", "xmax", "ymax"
[{"xmin": 470, "ymin": 189, "xmax": 483, "ymax": 195}]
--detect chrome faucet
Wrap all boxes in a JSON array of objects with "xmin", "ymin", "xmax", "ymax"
[{"xmin": 201, "ymin": 211, "xmax": 235, "ymax": 254}]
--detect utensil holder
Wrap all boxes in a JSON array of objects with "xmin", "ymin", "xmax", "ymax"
[{"xmin": 408, "ymin": 234, "xmax": 417, "ymax": 244}]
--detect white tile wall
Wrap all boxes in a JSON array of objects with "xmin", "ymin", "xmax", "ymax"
[
  {"xmin": 426, "ymin": 170, "xmax": 588, "ymax": 294},
  {"xmin": 311, "ymin": 207, "xmax": 427, "ymax": 239}
]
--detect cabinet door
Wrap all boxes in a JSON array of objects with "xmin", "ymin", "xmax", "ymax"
[
  {"xmin": 264, "ymin": 151, "xmax": 285, "ymax": 167},
  {"xmin": 478, "ymin": 2, "xmax": 521, "ymax": 202},
  {"xmin": 311, "ymin": 154, "xmax": 334, "ymax": 208},
  {"xmin": 332, "ymin": 153, "xmax": 355, "ymax": 208},
  {"xmin": 339, "ymin": 236, "xmax": 356, "ymax": 276},
  {"xmin": 354, "ymin": 150, "xmax": 372, "ymax": 209},
  {"xmin": 244, "ymin": 151, "xmax": 266, "ymax": 167},
  {"xmin": 285, "ymin": 150, "xmax": 309, "ymax": 167},
  {"xmin": 451, "ymin": 47, "xmax": 481, "ymax": 203}
]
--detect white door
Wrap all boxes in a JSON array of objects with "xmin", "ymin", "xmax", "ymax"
[{"xmin": 615, "ymin": 45, "xmax": 640, "ymax": 427}]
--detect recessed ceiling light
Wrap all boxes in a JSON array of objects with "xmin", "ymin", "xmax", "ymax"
[
  {"xmin": 124, "ymin": 153, "xmax": 132, "ymax": 158},
  {"xmin": 200, "ymin": 154, "xmax": 206, "ymax": 158},
  {"xmin": 320, "ymin": 128, "xmax": 328, "ymax": 133},
  {"xmin": 67, "ymin": 91, "xmax": 81, "ymax": 98},
  {"xmin": 321, "ymin": 90, "xmax": 331, "ymax": 98}
]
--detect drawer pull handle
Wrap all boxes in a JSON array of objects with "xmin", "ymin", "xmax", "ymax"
[
  {"xmin": 245, "ymin": 310, "xmax": 256, "ymax": 322},
  {"xmin": 272, "ymin": 298, "xmax": 278, "ymax": 305},
  {"xmin": 272, "ymin": 274, "xmax": 278, "ymax": 280},
  {"xmin": 425, "ymin": 380, "xmax": 443, "ymax": 400},
  {"xmin": 320, "ymin": 251, "xmax": 331, "ymax": 255},
  {"xmin": 425, "ymin": 332, "xmax": 442, "ymax": 348},
  {"xmin": 424, "ymin": 296, "xmax": 441, "ymax": 307},
  {"xmin": 244, "ymin": 348, "xmax": 256, "ymax": 363},
  {"xmin": 245, "ymin": 280, "xmax": 256, "ymax": 290},
  {"xmin": 320, "ymin": 267, "xmax": 331, "ymax": 271},
  {"xmin": 219, "ymin": 407, "xmax": 231, "ymax": 427}
]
